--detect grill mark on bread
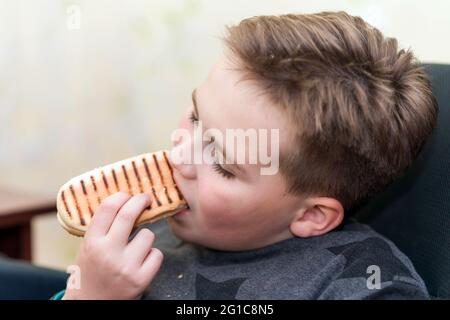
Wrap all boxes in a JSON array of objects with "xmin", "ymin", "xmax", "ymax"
[
  {"xmin": 153, "ymin": 153, "xmax": 172, "ymax": 203},
  {"xmin": 101, "ymin": 170, "xmax": 110, "ymax": 195},
  {"xmin": 69, "ymin": 185, "xmax": 85, "ymax": 226},
  {"xmin": 61, "ymin": 190, "xmax": 72, "ymax": 218},
  {"xmin": 131, "ymin": 160, "xmax": 153, "ymax": 210},
  {"xmin": 111, "ymin": 169, "xmax": 119, "ymax": 191},
  {"xmin": 131, "ymin": 160, "xmax": 150, "ymax": 210},
  {"xmin": 58, "ymin": 151, "xmax": 186, "ymax": 236},
  {"xmin": 80, "ymin": 180, "xmax": 93, "ymax": 217},
  {"xmin": 131, "ymin": 160, "xmax": 143, "ymax": 193},
  {"xmin": 142, "ymin": 157, "xmax": 161, "ymax": 206},
  {"xmin": 121, "ymin": 165, "xmax": 131, "ymax": 193},
  {"xmin": 162, "ymin": 151, "xmax": 183, "ymax": 201},
  {"xmin": 90, "ymin": 175, "xmax": 101, "ymax": 205}
]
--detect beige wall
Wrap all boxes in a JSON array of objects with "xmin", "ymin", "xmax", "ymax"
[{"xmin": 0, "ymin": 0, "xmax": 448, "ymax": 270}]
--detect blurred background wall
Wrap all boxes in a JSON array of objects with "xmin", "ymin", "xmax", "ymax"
[{"xmin": 0, "ymin": 0, "xmax": 449, "ymax": 270}]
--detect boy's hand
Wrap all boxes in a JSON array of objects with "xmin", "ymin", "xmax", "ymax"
[{"xmin": 63, "ymin": 192, "xmax": 163, "ymax": 300}]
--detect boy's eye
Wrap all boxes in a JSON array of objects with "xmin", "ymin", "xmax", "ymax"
[
  {"xmin": 189, "ymin": 110, "xmax": 198, "ymax": 124},
  {"xmin": 188, "ymin": 113, "xmax": 234, "ymax": 179},
  {"xmin": 211, "ymin": 145, "xmax": 235, "ymax": 179},
  {"xmin": 212, "ymin": 162, "xmax": 235, "ymax": 179}
]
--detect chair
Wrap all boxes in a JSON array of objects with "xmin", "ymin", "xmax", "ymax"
[
  {"xmin": 355, "ymin": 64, "xmax": 450, "ymax": 299},
  {"xmin": 0, "ymin": 256, "xmax": 67, "ymax": 299}
]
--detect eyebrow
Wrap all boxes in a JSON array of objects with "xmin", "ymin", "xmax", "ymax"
[{"xmin": 191, "ymin": 88, "xmax": 246, "ymax": 175}]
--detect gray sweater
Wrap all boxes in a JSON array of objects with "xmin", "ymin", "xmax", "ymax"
[{"xmin": 141, "ymin": 220, "xmax": 429, "ymax": 300}]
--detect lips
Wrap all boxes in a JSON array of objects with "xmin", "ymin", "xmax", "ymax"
[{"xmin": 178, "ymin": 207, "xmax": 190, "ymax": 214}]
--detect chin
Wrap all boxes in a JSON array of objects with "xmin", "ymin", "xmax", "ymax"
[{"xmin": 167, "ymin": 220, "xmax": 220, "ymax": 249}]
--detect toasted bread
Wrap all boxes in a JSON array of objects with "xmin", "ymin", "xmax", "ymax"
[{"xmin": 56, "ymin": 150, "xmax": 186, "ymax": 236}]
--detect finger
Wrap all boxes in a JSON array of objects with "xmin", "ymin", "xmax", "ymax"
[
  {"xmin": 85, "ymin": 192, "xmax": 131, "ymax": 238},
  {"xmin": 108, "ymin": 193, "xmax": 152, "ymax": 244},
  {"xmin": 125, "ymin": 228, "xmax": 155, "ymax": 266},
  {"xmin": 138, "ymin": 248, "xmax": 164, "ymax": 285}
]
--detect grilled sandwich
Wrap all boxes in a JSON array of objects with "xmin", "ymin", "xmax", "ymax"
[{"xmin": 56, "ymin": 150, "xmax": 186, "ymax": 236}]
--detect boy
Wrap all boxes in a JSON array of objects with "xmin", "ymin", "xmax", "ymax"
[{"xmin": 62, "ymin": 11, "xmax": 437, "ymax": 299}]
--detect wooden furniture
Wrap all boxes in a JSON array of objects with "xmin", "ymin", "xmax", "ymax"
[{"xmin": 0, "ymin": 188, "xmax": 56, "ymax": 261}]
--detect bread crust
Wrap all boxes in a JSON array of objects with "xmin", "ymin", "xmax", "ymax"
[{"xmin": 56, "ymin": 150, "xmax": 186, "ymax": 237}]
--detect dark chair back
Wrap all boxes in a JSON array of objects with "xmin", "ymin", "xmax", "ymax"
[{"xmin": 356, "ymin": 64, "xmax": 450, "ymax": 299}]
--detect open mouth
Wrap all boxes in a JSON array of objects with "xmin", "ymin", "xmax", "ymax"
[{"xmin": 174, "ymin": 206, "xmax": 190, "ymax": 218}]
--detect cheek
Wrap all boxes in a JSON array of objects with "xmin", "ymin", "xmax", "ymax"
[
  {"xmin": 196, "ymin": 172, "xmax": 256, "ymax": 229},
  {"xmin": 197, "ymin": 177, "xmax": 232, "ymax": 225}
]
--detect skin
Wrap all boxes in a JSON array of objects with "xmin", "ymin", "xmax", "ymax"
[
  {"xmin": 168, "ymin": 54, "xmax": 344, "ymax": 251},
  {"xmin": 63, "ymin": 192, "xmax": 163, "ymax": 300},
  {"xmin": 63, "ymin": 53, "xmax": 344, "ymax": 300}
]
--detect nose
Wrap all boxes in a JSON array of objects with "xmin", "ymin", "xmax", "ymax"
[{"xmin": 170, "ymin": 134, "xmax": 197, "ymax": 180}]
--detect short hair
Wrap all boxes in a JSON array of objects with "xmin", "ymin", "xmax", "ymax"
[{"xmin": 223, "ymin": 11, "xmax": 438, "ymax": 212}]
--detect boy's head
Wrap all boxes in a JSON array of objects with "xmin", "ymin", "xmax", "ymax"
[{"xmin": 168, "ymin": 11, "xmax": 437, "ymax": 251}]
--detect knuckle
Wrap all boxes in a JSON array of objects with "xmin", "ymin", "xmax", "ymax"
[
  {"xmin": 97, "ymin": 252, "xmax": 110, "ymax": 267},
  {"xmin": 118, "ymin": 265, "xmax": 140, "ymax": 285},
  {"xmin": 117, "ymin": 264, "xmax": 130, "ymax": 277},
  {"xmin": 98, "ymin": 201, "xmax": 117, "ymax": 213},
  {"xmin": 117, "ymin": 191, "xmax": 130, "ymax": 197},
  {"xmin": 82, "ymin": 240, "xmax": 99, "ymax": 256},
  {"xmin": 118, "ymin": 210, "xmax": 135, "ymax": 223},
  {"xmin": 120, "ymin": 264, "xmax": 131, "ymax": 276},
  {"xmin": 135, "ymin": 193, "xmax": 152, "ymax": 207},
  {"xmin": 100, "ymin": 192, "xmax": 130, "ymax": 210},
  {"xmin": 130, "ymin": 274, "xmax": 143, "ymax": 288}
]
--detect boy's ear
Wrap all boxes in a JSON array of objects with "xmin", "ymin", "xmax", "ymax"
[{"xmin": 290, "ymin": 197, "xmax": 344, "ymax": 238}]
